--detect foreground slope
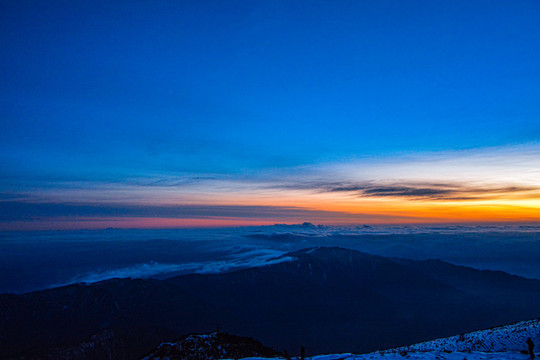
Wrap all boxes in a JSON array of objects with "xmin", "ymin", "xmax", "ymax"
[
  {"xmin": 2, "ymin": 247, "xmax": 540, "ymax": 358},
  {"xmin": 314, "ymin": 319, "xmax": 540, "ymax": 360},
  {"xmin": 309, "ymin": 352, "xmax": 532, "ymax": 360},
  {"xmin": 387, "ymin": 319, "xmax": 540, "ymax": 353},
  {"xmin": 143, "ymin": 319, "xmax": 540, "ymax": 360}
]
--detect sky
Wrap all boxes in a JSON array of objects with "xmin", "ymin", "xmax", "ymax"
[{"xmin": 1, "ymin": 0, "xmax": 540, "ymax": 230}]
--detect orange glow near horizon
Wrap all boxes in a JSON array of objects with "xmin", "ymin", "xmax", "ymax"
[
  {"xmin": 3, "ymin": 196, "xmax": 540, "ymax": 231},
  {"xmin": 3, "ymin": 145, "xmax": 540, "ymax": 231}
]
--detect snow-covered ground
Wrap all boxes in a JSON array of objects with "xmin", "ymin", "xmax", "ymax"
[
  {"xmin": 241, "ymin": 352, "xmax": 532, "ymax": 360},
  {"xmin": 235, "ymin": 320, "xmax": 540, "ymax": 360},
  {"xmin": 390, "ymin": 320, "xmax": 540, "ymax": 352},
  {"xmin": 388, "ymin": 319, "xmax": 539, "ymax": 353}
]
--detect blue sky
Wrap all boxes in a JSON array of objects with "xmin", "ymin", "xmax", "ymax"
[{"xmin": 1, "ymin": 1, "xmax": 540, "ymax": 229}]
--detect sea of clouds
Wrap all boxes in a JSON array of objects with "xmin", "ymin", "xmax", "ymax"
[{"xmin": 1, "ymin": 223, "xmax": 540, "ymax": 294}]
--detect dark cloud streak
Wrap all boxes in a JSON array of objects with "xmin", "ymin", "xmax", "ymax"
[
  {"xmin": 272, "ymin": 181, "xmax": 540, "ymax": 201},
  {"xmin": 0, "ymin": 201, "xmax": 412, "ymax": 222}
]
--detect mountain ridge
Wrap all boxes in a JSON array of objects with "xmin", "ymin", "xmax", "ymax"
[{"xmin": 2, "ymin": 247, "xmax": 540, "ymax": 359}]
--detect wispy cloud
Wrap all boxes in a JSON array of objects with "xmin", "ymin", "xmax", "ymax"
[
  {"xmin": 53, "ymin": 249, "xmax": 294, "ymax": 287},
  {"xmin": 314, "ymin": 182, "xmax": 540, "ymax": 201},
  {"xmin": 0, "ymin": 201, "xmax": 418, "ymax": 223},
  {"xmin": 0, "ymin": 202, "xmax": 328, "ymax": 220},
  {"xmin": 263, "ymin": 143, "xmax": 540, "ymax": 202},
  {"xmin": 62, "ymin": 262, "xmax": 198, "ymax": 284},
  {"xmin": 0, "ymin": 192, "xmax": 29, "ymax": 201}
]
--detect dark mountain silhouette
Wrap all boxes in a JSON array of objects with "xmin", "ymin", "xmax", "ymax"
[
  {"xmin": 2, "ymin": 247, "xmax": 540, "ymax": 359},
  {"xmin": 141, "ymin": 331, "xmax": 282, "ymax": 360},
  {"xmin": 2, "ymin": 327, "xmax": 179, "ymax": 360}
]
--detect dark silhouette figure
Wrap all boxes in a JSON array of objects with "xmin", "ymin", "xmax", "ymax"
[
  {"xmin": 300, "ymin": 345, "xmax": 306, "ymax": 360},
  {"xmin": 283, "ymin": 350, "xmax": 291, "ymax": 360},
  {"xmin": 527, "ymin": 338, "xmax": 535, "ymax": 359}
]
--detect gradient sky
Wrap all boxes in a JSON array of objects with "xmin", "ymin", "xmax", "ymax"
[{"xmin": 1, "ymin": 0, "xmax": 540, "ymax": 230}]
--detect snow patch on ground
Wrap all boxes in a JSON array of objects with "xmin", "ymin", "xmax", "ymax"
[
  {"xmin": 240, "ymin": 351, "xmax": 531, "ymax": 360},
  {"xmin": 388, "ymin": 319, "xmax": 540, "ymax": 353}
]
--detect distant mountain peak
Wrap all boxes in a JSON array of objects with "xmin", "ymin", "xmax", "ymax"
[{"xmin": 288, "ymin": 246, "xmax": 371, "ymax": 258}]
